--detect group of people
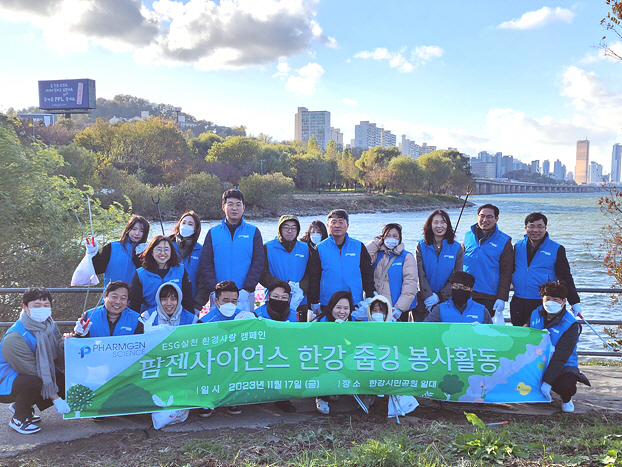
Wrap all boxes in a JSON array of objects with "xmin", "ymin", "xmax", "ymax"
[{"xmin": 0, "ymin": 189, "xmax": 590, "ymax": 434}]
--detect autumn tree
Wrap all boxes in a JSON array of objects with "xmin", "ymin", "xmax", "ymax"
[
  {"xmin": 205, "ymin": 136, "xmax": 261, "ymax": 182},
  {"xmin": 385, "ymin": 155, "xmax": 426, "ymax": 193},
  {"xmin": 600, "ymin": 0, "xmax": 622, "ymax": 62}
]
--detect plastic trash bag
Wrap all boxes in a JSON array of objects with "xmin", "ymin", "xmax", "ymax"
[
  {"xmin": 71, "ymin": 255, "xmax": 99, "ymax": 286},
  {"xmin": 388, "ymin": 395, "xmax": 419, "ymax": 418},
  {"xmin": 492, "ymin": 309, "xmax": 505, "ymax": 325},
  {"xmin": 151, "ymin": 394, "xmax": 189, "ymax": 429}
]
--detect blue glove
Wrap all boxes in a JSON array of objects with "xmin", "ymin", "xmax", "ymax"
[
  {"xmin": 541, "ymin": 382, "xmax": 552, "ymax": 400},
  {"xmin": 53, "ymin": 398, "xmax": 71, "ymax": 414}
]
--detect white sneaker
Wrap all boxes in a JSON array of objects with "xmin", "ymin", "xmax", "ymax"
[
  {"xmin": 315, "ymin": 398, "xmax": 329, "ymax": 414},
  {"xmin": 8, "ymin": 403, "xmax": 41, "ymax": 424},
  {"xmin": 561, "ymin": 400, "xmax": 575, "ymax": 413},
  {"xmin": 9, "ymin": 417, "xmax": 41, "ymax": 435}
]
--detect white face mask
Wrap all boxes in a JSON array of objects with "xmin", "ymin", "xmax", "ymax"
[
  {"xmin": 543, "ymin": 301, "xmax": 563, "ymax": 315},
  {"xmin": 310, "ymin": 233, "xmax": 322, "ymax": 245},
  {"xmin": 334, "ymin": 319, "xmax": 344, "ymax": 324},
  {"xmin": 179, "ymin": 224, "xmax": 195, "ymax": 237},
  {"xmin": 384, "ymin": 238, "xmax": 399, "ymax": 249},
  {"xmin": 371, "ymin": 312, "xmax": 385, "ymax": 322},
  {"xmin": 219, "ymin": 302, "xmax": 237, "ymax": 318},
  {"xmin": 29, "ymin": 307, "xmax": 52, "ymax": 323}
]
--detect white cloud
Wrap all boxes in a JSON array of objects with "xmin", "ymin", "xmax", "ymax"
[
  {"xmin": 354, "ymin": 45, "xmax": 443, "ymax": 72},
  {"xmin": 273, "ymin": 57, "xmax": 292, "ymax": 78},
  {"xmin": 0, "ymin": 0, "xmax": 335, "ymax": 70},
  {"xmin": 284, "ymin": 62, "xmax": 324, "ymax": 95},
  {"xmin": 341, "ymin": 98, "xmax": 357, "ymax": 106},
  {"xmin": 498, "ymin": 6, "xmax": 574, "ymax": 30}
]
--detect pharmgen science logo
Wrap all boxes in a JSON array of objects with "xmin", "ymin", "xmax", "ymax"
[
  {"xmin": 80, "ymin": 345, "xmax": 91, "ymax": 358},
  {"xmin": 79, "ymin": 341, "xmax": 147, "ymax": 358}
]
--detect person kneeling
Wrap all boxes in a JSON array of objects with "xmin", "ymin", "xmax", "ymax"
[
  {"xmin": 424, "ymin": 272, "xmax": 492, "ymax": 324},
  {"xmin": 141, "ymin": 282, "xmax": 198, "ymax": 329},
  {"xmin": 529, "ymin": 281, "xmax": 590, "ymax": 413},
  {"xmin": 0, "ymin": 288, "xmax": 70, "ymax": 434}
]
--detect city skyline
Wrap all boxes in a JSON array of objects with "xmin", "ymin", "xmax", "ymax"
[{"xmin": 0, "ymin": 1, "xmax": 621, "ymax": 170}]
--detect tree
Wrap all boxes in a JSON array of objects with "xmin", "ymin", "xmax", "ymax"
[
  {"xmin": 188, "ymin": 132, "xmax": 223, "ymax": 158},
  {"xmin": 337, "ymin": 149, "xmax": 360, "ymax": 188},
  {"xmin": 600, "ymin": 0, "xmax": 622, "ymax": 62},
  {"xmin": 417, "ymin": 151, "xmax": 453, "ymax": 194},
  {"xmin": 439, "ymin": 374, "xmax": 464, "ymax": 401},
  {"xmin": 170, "ymin": 172, "xmax": 223, "ymax": 219},
  {"xmin": 356, "ymin": 146, "xmax": 401, "ymax": 189},
  {"xmin": 206, "ymin": 136, "xmax": 261, "ymax": 182},
  {"xmin": 326, "ymin": 140, "xmax": 340, "ymax": 160},
  {"xmin": 385, "ymin": 155, "xmax": 425, "ymax": 193},
  {"xmin": 238, "ymin": 173, "xmax": 295, "ymax": 211},
  {"xmin": 291, "ymin": 153, "xmax": 332, "ymax": 189}
]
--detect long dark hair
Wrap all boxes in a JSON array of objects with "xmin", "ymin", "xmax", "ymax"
[
  {"xmin": 315, "ymin": 291, "xmax": 354, "ymax": 322},
  {"xmin": 141, "ymin": 235, "xmax": 181, "ymax": 271},
  {"xmin": 381, "ymin": 223, "xmax": 402, "ymax": 243},
  {"xmin": 119, "ymin": 215, "xmax": 150, "ymax": 244},
  {"xmin": 170, "ymin": 211, "xmax": 201, "ymax": 256},
  {"xmin": 300, "ymin": 220, "xmax": 328, "ymax": 244},
  {"xmin": 423, "ymin": 209, "xmax": 455, "ymax": 245}
]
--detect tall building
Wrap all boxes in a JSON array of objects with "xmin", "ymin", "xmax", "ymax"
[
  {"xmin": 529, "ymin": 160, "xmax": 540, "ymax": 174},
  {"xmin": 575, "ymin": 139, "xmax": 590, "ymax": 184},
  {"xmin": 553, "ymin": 159, "xmax": 567, "ymax": 180},
  {"xmin": 353, "ymin": 121, "xmax": 396, "ymax": 150},
  {"xmin": 542, "ymin": 160, "xmax": 550, "ymax": 178},
  {"xmin": 294, "ymin": 107, "xmax": 331, "ymax": 150},
  {"xmin": 329, "ymin": 127, "xmax": 343, "ymax": 150},
  {"xmin": 470, "ymin": 161, "xmax": 496, "ymax": 178},
  {"xmin": 612, "ymin": 143, "xmax": 622, "ymax": 183},
  {"xmin": 589, "ymin": 161, "xmax": 604, "ymax": 184}
]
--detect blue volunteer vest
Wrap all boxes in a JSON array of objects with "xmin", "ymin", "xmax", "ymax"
[
  {"xmin": 87, "ymin": 305, "xmax": 140, "ymax": 336},
  {"xmin": 419, "ymin": 239, "xmax": 461, "ymax": 294},
  {"xmin": 254, "ymin": 303, "xmax": 298, "ymax": 322},
  {"xmin": 174, "ymin": 241, "xmax": 203, "ymax": 300},
  {"xmin": 513, "ymin": 234, "xmax": 560, "ymax": 300},
  {"xmin": 317, "ymin": 234, "xmax": 364, "ymax": 305},
  {"xmin": 137, "ymin": 265, "xmax": 185, "ymax": 313},
  {"xmin": 145, "ymin": 308, "xmax": 197, "ymax": 326},
  {"xmin": 374, "ymin": 250, "xmax": 417, "ymax": 309},
  {"xmin": 530, "ymin": 306, "xmax": 579, "ymax": 368},
  {"xmin": 438, "ymin": 298, "xmax": 488, "ymax": 323},
  {"xmin": 463, "ymin": 225, "xmax": 511, "ymax": 296},
  {"xmin": 0, "ymin": 320, "xmax": 41, "ymax": 395},
  {"xmin": 265, "ymin": 238, "xmax": 309, "ymax": 305},
  {"xmin": 104, "ymin": 240, "xmax": 136, "ymax": 288},
  {"xmin": 210, "ymin": 219, "xmax": 257, "ymax": 289},
  {"xmin": 200, "ymin": 305, "xmax": 242, "ymax": 323}
]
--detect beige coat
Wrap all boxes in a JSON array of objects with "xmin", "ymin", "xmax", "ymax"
[{"xmin": 366, "ymin": 236, "xmax": 418, "ymax": 312}]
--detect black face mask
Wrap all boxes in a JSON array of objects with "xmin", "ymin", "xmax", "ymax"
[
  {"xmin": 267, "ymin": 298, "xmax": 290, "ymax": 321},
  {"xmin": 451, "ymin": 289, "xmax": 471, "ymax": 307}
]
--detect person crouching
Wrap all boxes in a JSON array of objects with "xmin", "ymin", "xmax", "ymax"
[
  {"xmin": 424, "ymin": 271, "xmax": 492, "ymax": 324},
  {"xmin": 141, "ymin": 282, "xmax": 198, "ymax": 328},
  {"xmin": 529, "ymin": 280, "xmax": 590, "ymax": 413}
]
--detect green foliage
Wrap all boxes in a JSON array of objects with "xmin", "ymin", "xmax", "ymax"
[
  {"xmin": 67, "ymin": 384, "xmax": 95, "ymax": 412},
  {"xmin": 188, "ymin": 132, "xmax": 223, "ymax": 158},
  {"xmin": 351, "ymin": 439, "xmax": 409, "ymax": 467},
  {"xmin": 170, "ymin": 172, "xmax": 223, "ymax": 219},
  {"xmin": 438, "ymin": 375, "xmax": 465, "ymax": 400},
  {"xmin": 292, "ymin": 153, "xmax": 333, "ymax": 189},
  {"xmin": 238, "ymin": 172, "xmax": 294, "ymax": 211},
  {"xmin": 54, "ymin": 143, "xmax": 97, "ymax": 189},
  {"xmin": 206, "ymin": 136, "xmax": 261, "ymax": 181},
  {"xmin": 417, "ymin": 151, "xmax": 452, "ymax": 194},
  {"xmin": 385, "ymin": 155, "xmax": 425, "ymax": 193}
]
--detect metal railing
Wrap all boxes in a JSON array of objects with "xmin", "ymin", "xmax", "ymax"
[{"xmin": 1, "ymin": 286, "xmax": 622, "ymax": 357}]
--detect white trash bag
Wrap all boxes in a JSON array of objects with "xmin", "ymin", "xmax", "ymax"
[
  {"xmin": 71, "ymin": 255, "xmax": 99, "ymax": 286},
  {"xmin": 388, "ymin": 395, "xmax": 419, "ymax": 418},
  {"xmin": 151, "ymin": 394, "xmax": 189, "ymax": 430}
]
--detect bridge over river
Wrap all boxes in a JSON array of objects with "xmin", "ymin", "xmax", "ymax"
[{"xmin": 473, "ymin": 178, "xmax": 597, "ymax": 195}]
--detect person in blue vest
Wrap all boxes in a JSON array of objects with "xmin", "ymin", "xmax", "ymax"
[
  {"xmin": 424, "ymin": 271, "xmax": 492, "ymax": 323},
  {"xmin": 308, "ymin": 209, "xmax": 375, "ymax": 321},
  {"xmin": 71, "ymin": 281, "xmax": 144, "ymax": 337},
  {"xmin": 462, "ymin": 204, "xmax": 513, "ymax": 319},
  {"xmin": 0, "ymin": 288, "xmax": 70, "ymax": 434},
  {"xmin": 511, "ymin": 212, "xmax": 581, "ymax": 326},
  {"xmin": 260, "ymin": 215, "xmax": 310, "ymax": 318},
  {"xmin": 141, "ymin": 282, "xmax": 198, "ymax": 329},
  {"xmin": 529, "ymin": 281, "xmax": 590, "ymax": 413},
  {"xmin": 128, "ymin": 235, "xmax": 194, "ymax": 314},
  {"xmin": 415, "ymin": 210, "xmax": 463, "ymax": 322},
  {"xmin": 86, "ymin": 215, "xmax": 150, "ymax": 289},
  {"xmin": 194, "ymin": 189, "xmax": 264, "ymax": 313},
  {"xmin": 198, "ymin": 280, "xmax": 247, "ymax": 418},
  {"xmin": 366, "ymin": 223, "xmax": 417, "ymax": 322},
  {"xmin": 298, "ymin": 220, "xmax": 328, "ymax": 321},
  {"xmin": 169, "ymin": 211, "xmax": 203, "ymax": 305}
]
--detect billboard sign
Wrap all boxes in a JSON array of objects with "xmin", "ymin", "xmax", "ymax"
[{"xmin": 38, "ymin": 79, "xmax": 96, "ymax": 110}]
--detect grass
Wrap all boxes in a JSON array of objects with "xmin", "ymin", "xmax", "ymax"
[{"xmin": 4, "ymin": 407, "xmax": 622, "ymax": 467}]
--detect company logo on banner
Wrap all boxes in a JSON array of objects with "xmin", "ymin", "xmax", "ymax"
[{"xmin": 64, "ymin": 321, "xmax": 551, "ymax": 419}]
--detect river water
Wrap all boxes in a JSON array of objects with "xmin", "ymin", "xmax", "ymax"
[{"xmin": 163, "ymin": 192, "xmax": 619, "ymax": 353}]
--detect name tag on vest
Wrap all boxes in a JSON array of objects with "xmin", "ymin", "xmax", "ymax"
[
  {"xmin": 392, "ymin": 262, "xmax": 403, "ymax": 267},
  {"xmin": 191, "ymin": 256, "xmax": 199, "ymax": 260},
  {"xmin": 490, "ymin": 243, "xmax": 498, "ymax": 247},
  {"xmin": 121, "ymin": 326, "xmax": 132, "ymax": 331},
  {"xmin": 541, "ymin": 251, "xmax": 551, "ymax": 256},
  {"xmin": 444, "ymin": 255, "xmax": 455, "ymax": 259},
  {"xmin": 467, "ymin": 315, "xmax": 478, "ymax": 319},
  {"xmin": 295, "ymin": 254, "xmax": 305, "ymax": 258},
  {"xmin": 551, "ymin": 328, "xmax": 560, "ymax": 333},
  {"xmin": 239, "ymin": 235, "xmax": 250, "ymax": 238},
  {"xmin": 345, "ymin": 253, "xmax": 356, "ymax": 257}
]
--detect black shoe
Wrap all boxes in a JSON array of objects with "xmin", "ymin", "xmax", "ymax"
[
  {"xmin": 274, "ymin": 400, "xmax": 296, "ymax": 413},
  {"xmin": 92, "ymin": 417, "xmax": 105, "ymax": 422},
  {"xmin": 227, "ymin": 405, "xmax": 241, "ymax": 415},
  {"xmin": 8, "ymin": 403, "xmax": 41, "ymax": 424},
  {"xmin": 197, "ymin": 408, "xmax": 213, "ymax": 418},
  {"xmin": 9, "ymin": 417, "xmax": 41, "ymax": 434}
]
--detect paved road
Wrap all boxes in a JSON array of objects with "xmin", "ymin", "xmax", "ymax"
[{"xmin": 0, "ymin": 366, "xmax": 619, "ymax": 458}]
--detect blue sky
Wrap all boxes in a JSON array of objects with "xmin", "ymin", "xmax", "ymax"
[{"xmin": 0, "ymin": 0, "xmax": 620, "ymax": 173}]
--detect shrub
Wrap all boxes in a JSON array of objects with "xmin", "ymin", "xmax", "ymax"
[
  {"xmin": 170, "ymin": 172, "xmax": 223, "ymax": 219},
  {"xmin": 238, "ymin": 172, "xmax": 294, "ymax": 210}
]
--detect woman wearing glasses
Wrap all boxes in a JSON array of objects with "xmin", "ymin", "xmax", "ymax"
[
  {"xmin": 128, "ymin": 235, "xmax": 194, "ymax": 314},
  {"xmin": 365, "ymin": 223, "xmax": 417, "ymax": 322}
]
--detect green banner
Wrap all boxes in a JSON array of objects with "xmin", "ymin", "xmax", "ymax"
[{"xmin": 64, "ymin": 320, "xmax": 551, "ymax": 418}]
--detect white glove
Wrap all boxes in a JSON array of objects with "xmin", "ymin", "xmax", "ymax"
[
  {"xmin": 424, "ymin": 293, "xmax": 439, "ymax": 309},
  {"xmin": 493, "ymin": 299, "xmax": 506, "ymax": 314},
  {"xmin": 571, "ymin": 303, "xmax": 582, "ymax": 317},
  {"xmin": 73, "ymin": 317, "xmax": 92, "ymax": 337},
  {"xmin": 237, "ymin": 289, "xmax": 251, "ymax": 312},
  {"xmin": 235, "ymin": 311, "xmax": 257, "ymax": 320},
  {"xmin": 53, "ymin": 397, "xmax": 71, "ymax": 414},
  {"xmin": 141, "ymin": 311, "xmax": 167, "ymax": 334},
  {"xmin": 308, "ymin": 303, "xmax": 321, "ymax": 322},
  {"xmin": 540, "ymin": 382, "xmax": 552, "ymax": 400},
  {"xmin": 135, "ymin": 243, "xmax": 148, "ymax": 255},
  {"xmin": 84, "ymin": 239, "xmax": 98, "ymax": 257},
  {"xmin": 391, "ymin": 308, "xmax": 402, "ymax": 322},
  {"xmin": 288, "ymin": 281, "xmax": 304, "ymax": 309}
]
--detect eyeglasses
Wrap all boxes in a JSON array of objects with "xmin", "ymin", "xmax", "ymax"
[
  {"xmin": 281, "ymin": 226, "xmax": 297, "ymax": 232},
  {"xmin": 154, "ymin": 247, "xmax": 171, "ymax": 253},
  {"xmin": 526, "ymin": 224, "xmax": 546, "ymax": 230},
  {"xmin": 225, "ymin": 202, "xmax": 243, "ymax": 208},
  {"xmin": 478, "ymin": 214, "xmax": 495, "ymax": 220},
  {"xmin": 451, "ymin": 284, "xmax": 471, "ymax": 291}
]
